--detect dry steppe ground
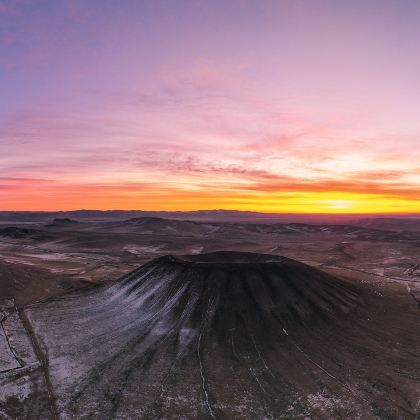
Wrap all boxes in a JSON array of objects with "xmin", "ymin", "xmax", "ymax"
[{"xmin": 0, "ymin": 215, "xmax": 419, "ymax": 418}]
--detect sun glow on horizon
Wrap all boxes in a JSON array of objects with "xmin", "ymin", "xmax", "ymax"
[
  {"xmin": 324, "ymin": 200, "xmax": 354, "ymax": 210},
  {"xmin": 2, "ymin": 184, "xmax": 419, "ymax": 214}
]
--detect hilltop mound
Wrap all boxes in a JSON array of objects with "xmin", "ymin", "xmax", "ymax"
[
  {"xmin": 46, "ymin": 218, "xmax": 78, "ymax": 227},
  {"xmin": 22, "ymin": 252, "xmax": 419, "ymax": 419},
  {"xmin": 105, "ymin": 217, "xmax": 211, "ymax": 236},
  {"xmin": 0, "ymin": 226, "xmax": 42, "ymax": 238}
]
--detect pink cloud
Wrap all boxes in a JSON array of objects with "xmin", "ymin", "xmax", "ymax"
[{"xmin": 159, "ymin": 59, "xmax": 245, "ymax": 95}]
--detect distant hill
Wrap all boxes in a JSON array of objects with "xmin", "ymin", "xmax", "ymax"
[
  {"xmin": 356, "ymin": 217, "xmax": 420, "ymax": 232},
  {"xmin": 2, "ymin": 209, "xmax": 419, "ymax": 224}
]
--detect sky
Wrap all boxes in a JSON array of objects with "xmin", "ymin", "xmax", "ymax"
[{"xmin": 1, "ymin": 0, "xmax": 420, "ymax": 213}]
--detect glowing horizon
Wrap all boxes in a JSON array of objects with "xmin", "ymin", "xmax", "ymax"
[{"xmin": 2, "ymin": 1, "xmax": 420, "ymax": 213}]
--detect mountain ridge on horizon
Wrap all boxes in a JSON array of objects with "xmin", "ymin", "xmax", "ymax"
[{"xmin": 1, "ymin": 209, "xmax": 420, "ymax": 224}]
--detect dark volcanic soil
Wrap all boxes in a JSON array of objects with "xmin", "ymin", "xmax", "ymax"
[{"xmin": 6, "ymin": 251, "xmax": 416, "ymax": 419}]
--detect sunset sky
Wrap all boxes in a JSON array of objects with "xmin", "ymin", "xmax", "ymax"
[{"xmin": 1, "ymin": 0, "xmax": 420, "ymax": 213}]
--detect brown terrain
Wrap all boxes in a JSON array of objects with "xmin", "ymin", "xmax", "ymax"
[{"xmin": 0, "ymin": 211, "xmax": 419, "ymax": 419}]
